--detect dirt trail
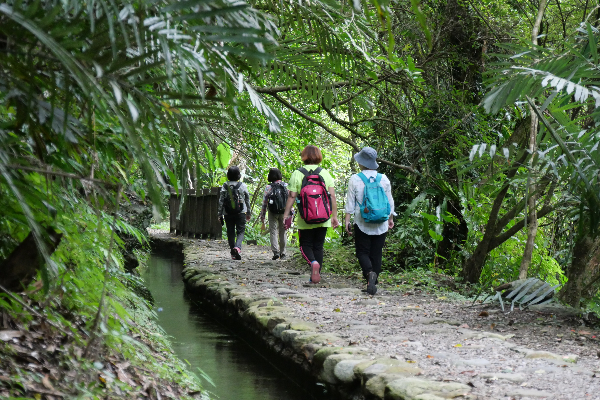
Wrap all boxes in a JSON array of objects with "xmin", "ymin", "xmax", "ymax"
[{"xmin": 162, "ymin": 232, "xmax": 600, "ymax": 400}]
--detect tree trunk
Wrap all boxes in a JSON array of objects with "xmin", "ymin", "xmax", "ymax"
[
  {"xmin": 461, "ymin": 185, "xmax": 510, "ymax": 283},
  {"xmin": 558, "ymin": 234, "xmax": 600, "ymax": 308},
  {"xmin": 0, "ymin": 227, "xmax": 62, "ymax": 291},
  {"xmin": 519, "ymin": 0, "xmax": 546, "ymax": 279},
  {"xmin": 518, "ymin": 115, "xmax": 539, "ymax": 278},
  {"xmin": 518, "ymin": 194, "xmax": 538, "ymax": 279}
]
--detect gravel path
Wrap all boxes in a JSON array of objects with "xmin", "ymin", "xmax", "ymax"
[{"xmin": 154, "ymin": 231, "xmax": 600, "ymax": 400}]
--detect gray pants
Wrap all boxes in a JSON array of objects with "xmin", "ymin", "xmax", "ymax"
[{"xmin": 268, "ymin": 212, "xmax": 286, "ymax": 256}]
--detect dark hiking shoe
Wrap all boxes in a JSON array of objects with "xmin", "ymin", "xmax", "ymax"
[
  {"xmin": 230, "ymin": 248, "xmax": 236, "ymax": 260},
  {"xmin": 232, "ymin": 247, "xmax": 242, "ymax": 260},
  {"xmin": 280, "ymin": 254, "xmax": 286, "ymax": 260},
  {"xmin": 310, "ymin": 261, "xmax": 321, "ymax": 284},
  {"xmin": 367, "ymin": 271, "xmax": 377, "ymax": 295},
  {"xmin": 272, "ymin": 254, "xmax": 280, "ymax": 260}
]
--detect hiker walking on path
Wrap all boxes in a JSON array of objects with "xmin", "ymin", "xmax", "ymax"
[
  {"xmin": 283, "ymin": 145, "xmax": 339, "ymax": 284},
  {"xmin": 218, "ymin": 166, "xmax": 251, "ymax": 260},
  {"xmin": 259, "ymin": 168, "xmax": 291, "ymax": 260},
  {"xmin": 344, "ymin": 147, "xmax": 395, "ymax": 295}
]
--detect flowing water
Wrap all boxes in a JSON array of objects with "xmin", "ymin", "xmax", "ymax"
[{"xmin": 142, "ymin": 253, "xmax": 326, "ymax": 400}]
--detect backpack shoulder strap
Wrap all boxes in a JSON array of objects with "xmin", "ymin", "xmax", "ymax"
[
  {"xmin": 234, "ymin": 182, "xmax": 242, "ymax": 189},
  {"xmin": 298, "ymin": 167, "xmax": 309, "ymax": 176},
  {"xmin": 357, "ymin": 172, "xmax": 370, "ymax": 184},
  {"xmin": 313, "ymin": 167, "xmax": 323, "ymax": 175},
  {"xmin": 375, "ymin": 173, "xmax": 383, "ymax": 184}
]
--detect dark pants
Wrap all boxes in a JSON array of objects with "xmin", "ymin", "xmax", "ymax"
[
  {"xmin": 354, "ymin": 225, "xmax": 387, "ymax": 281},
  {"xmin": 299, "ymin": 227, "xmax": 328, "ymax": 267},
  {"xmin": 225, "ymin": 213, "xmax": 246, "ymax": 250}
]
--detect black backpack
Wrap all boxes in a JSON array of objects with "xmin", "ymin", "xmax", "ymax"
[
  {"xmin": 224, "ymin": 182, "xmax": 244, "ymax": 214},
  {"xmin": 267, "ymin": 182, "xmax": 288, "ymax": 214}
]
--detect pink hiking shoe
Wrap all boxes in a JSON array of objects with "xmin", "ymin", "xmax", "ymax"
[
  {"xmin": 310, "ymin": 261, "xmax": 321, "ymax": 284},
  {"xmin": 232, "ymin": 247, "xmax": 242, "ymax": 260}
]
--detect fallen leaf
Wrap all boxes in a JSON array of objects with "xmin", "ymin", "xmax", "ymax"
[
  {"xmin": 406, "ymin": 360, "xmax": 416, "ymax": 363},
  {"xmin": 579, "ymin": 330, "xmax": 591, "ymax": 335},
  {"xmin": 426, "ymin": 355, "xmax": 434, "ymax": 359},
  {"xmin": 478, "ymin": 311, "xmax": 489, "ymax": 317},
  {"xmin": 453, "ymin": 344, "xmax": 463, "ymax": 347},
  {"xmin": 333, "ymin": 308, "xmax": 341, "ymax": 312},
  {"xmin": 0, "ymin": 330, "xmax": 23, "ymax": 341},
  {"xmin": 42, "ymin": 375, "xmax": 54, "ymax": 391}
]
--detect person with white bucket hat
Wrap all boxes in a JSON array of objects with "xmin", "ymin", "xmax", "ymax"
[{"xmin": 344, "ymin": 147, "xmax": 395, "ymax": 295}]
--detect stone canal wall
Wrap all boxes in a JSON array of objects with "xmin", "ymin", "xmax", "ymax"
[
  {"xmin": 150, "ymin": 233, "xmax": 600, "ymax": 400},
  {"xmin": 170, "ymin": 238, "xmax": 473, "ymax": 400}
]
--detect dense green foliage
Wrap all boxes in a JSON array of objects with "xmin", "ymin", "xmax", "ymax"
[{"xmin": 2, "ymin": 0, "xmax": 600, "ymax": 395}]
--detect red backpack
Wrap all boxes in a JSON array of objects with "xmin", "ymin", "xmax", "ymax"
[{"xmin": 297, "ymin": 167, "xmax": 332, "ymax": 224}]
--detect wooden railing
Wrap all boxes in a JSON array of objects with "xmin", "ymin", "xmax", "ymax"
[{"xmin": 168, "ymin": 187, "xmax": 222, "ymax": 238}]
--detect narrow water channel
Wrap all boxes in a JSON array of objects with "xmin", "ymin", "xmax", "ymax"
[{"xmin": 142, "ymin": 253, "xmax": 325, "ymax": 400}]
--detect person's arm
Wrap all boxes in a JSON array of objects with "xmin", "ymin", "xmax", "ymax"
[
  {"xmin": 217, "ymin": 185, "xmax": 226, "ymax": 221},
  {"xmin": 259, "ymin": 185, "xmax": 270, "ymax": 223},
  {"xmin": 282, "ymin": 191, "xmax": 296, "ymax": 221},
  {"xmin": 345, "ymin": 213, "xmax": 352, "ymax": 235},
  {"xmin": 344, "ymin": 176, "xmax": 356, "ymax": 235},
  {"xmin": 329, "ymin": 187, "xmax": 339, "ymax": 229},
  {"xmin": 243, "ymin": 184, "xmax": 251, "ymax": 221},
  {"xmin": 383, "ymin": 175, "xmax": 395, "ymax": 229}
]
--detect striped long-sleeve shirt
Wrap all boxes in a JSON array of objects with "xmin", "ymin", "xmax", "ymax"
[{"xmin": 259, "ymin": 181, "xmax": 288, "ymax": 222}]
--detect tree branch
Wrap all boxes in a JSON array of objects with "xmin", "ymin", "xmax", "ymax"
[
  {"xmin": 254, "ymin": 80, "xmax": 353, "ymax": 94},
  {"xmin": 268, "ymin": 93, "xmax": 418, "ymax": 174},
  {"xmin": 489, "ymin": 204, "xmax": 555, "ymax": 251}
]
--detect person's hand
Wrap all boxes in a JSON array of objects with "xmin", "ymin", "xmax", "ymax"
[
  {"xmin": 331, "ymin": 217, "xmax": 340, "ymax": 229},
  {"xmin": 388, "ymin": 219, "xmax": 394, "ymax": 230},
  {"xmin": 345, "ymin": 222, "xmax": 353, "ymax": 236},
  {"xmin": 261, "ymin": 222, "xmax": 267, "ymax": 232},
  {"xmin": 246, "ymin": 213, "xmax": 251, "ymax": 221}
]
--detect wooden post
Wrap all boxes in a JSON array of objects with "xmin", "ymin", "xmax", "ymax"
[
  {"xmin": 169, "ymin": 193, "xmax": 177, "ymax": 233},
  {"xmin": 174, "ymin": 195, "xmax": 181, "ymax": 235},
  {"xmin": 184, "ymin": 188, "xmax": 195, "ymax": 237},
  {"xmin": 190, "ymin": 193, "xmax": 199, "ymax": 238},
  {"xmin": 210, "ymin": 187, "xmax": 222, "ymax": 239}
]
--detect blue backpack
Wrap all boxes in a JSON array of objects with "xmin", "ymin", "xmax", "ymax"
[{"xmin": 357, "ymin": 173, "xmax": 391, "ymax": 223}]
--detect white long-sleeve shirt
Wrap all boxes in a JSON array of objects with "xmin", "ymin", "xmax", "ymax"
[{"xmin": 345, "ymin": 170, "xmax": 395, "ymax": 235}]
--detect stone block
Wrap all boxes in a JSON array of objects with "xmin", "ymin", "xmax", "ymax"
[
  {"xmin": 272, "ymin": 323, "xmax": 291, "ymax": 338},
  {"xmin": 334, "ymin": 359, "xmax": 369, "ymax": 383},
  {"xmin": 385, "ymin": 377, "xmax": 471, "ymax": 400},
  {"xmin": 313, "ymin": 347, "xmax": 370, "ymax": 370},
  {"xmin": 524, "ymin": 350, "xmax": 578, "ymax": 363},
  {"xmin": 289, "ymin": 320, "xmax": 318, "ymax": 331},
  {"xmin": 320, "ymin": 354, "xmax": 356, "ymax": 383}
]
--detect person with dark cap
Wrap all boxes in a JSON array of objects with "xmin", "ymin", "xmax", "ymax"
[
  {"xmin": 218, "ymin": 166, "xmax": 251, "ymax": 260},
  {"xmin": 344, "ymin": 147, "xmax": 395, "ymax": 295}
]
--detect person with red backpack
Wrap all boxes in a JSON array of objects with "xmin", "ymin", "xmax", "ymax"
[
  {"xmin": 282, "ymin": 145, "xmax": 339, "ymax": 284},
  {"xmin": 218, "ymin": 166, "xmax": 251, "ymax": 260},
  {"xmin": 259, "ymin": 168, "xmax": 291, "ymax": 260}
]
